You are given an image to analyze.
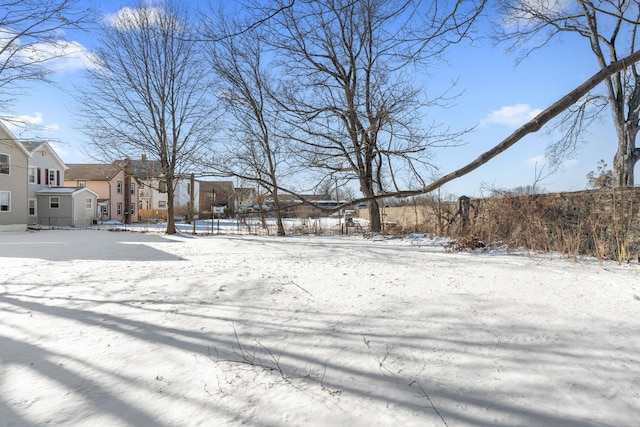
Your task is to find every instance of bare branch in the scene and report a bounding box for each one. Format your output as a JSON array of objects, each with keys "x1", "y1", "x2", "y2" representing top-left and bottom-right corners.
[
  {"x1": 0, "y1": 0, "x2": 95, "y2": 105},
  {"x1": 390, "y1": 49, "x2": 640, "y2": 198}
]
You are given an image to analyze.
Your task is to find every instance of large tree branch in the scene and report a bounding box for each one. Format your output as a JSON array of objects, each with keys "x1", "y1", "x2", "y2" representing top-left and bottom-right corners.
[{"x1": 387, "y1": 49, "x2": 640, "y2": 199}]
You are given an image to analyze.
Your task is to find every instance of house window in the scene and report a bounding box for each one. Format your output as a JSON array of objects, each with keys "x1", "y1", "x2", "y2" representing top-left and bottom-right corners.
[
  {"x1": 130, "y1": 204, "x2": 135, "y2": 214},
  {"x1": 158, "y1": 201, "x2": 166, "y2": 208},
  {"x1": 131, "y1": 183, "x2": 135, "y2": 195},
  {"x1": 0, "y1": 154, "x2": 9, "y2": 175},
  {"x1": 159, "y1": 180, "x2": 167, "y2": 193},
  {"x1": 85, "y1": 198, "x2": 93, "y2": 209},
  {"x1": 77, "y1": 180, "x2": 86, "y2": 188},
  {"x1": 0, "y1": 191, "x2": 10, "y2": 211},
  {"x1": 117, "y1": 202, "x2": 122, "y2": 216},
  {"x1": 28, "y1": 199, "x2": 36, "y2": 216},
  {"x1": 49, "y1": 169, "x2": 57, "y2": 186},
  {"x1": 117, "y1": 181, "x2": 122, "y2": 194},
  {"x1": 28, "y1": 167, "x2": 36, "y2": 184},
  {"x1": 101, "y1": 205, "x2": 108, "y2": 217},
  {"x1": 49, "y1": 197, "x2": 60, "y2": 209}
]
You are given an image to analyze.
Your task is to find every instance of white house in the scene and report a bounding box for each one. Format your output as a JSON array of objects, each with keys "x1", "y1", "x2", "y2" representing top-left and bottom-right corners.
[
  {"x1": 21, "y1": 140, "x2": 68, "y2": 226},
  {"x1": 174, "y1": 177, "x2": 200, "y2": 217}
]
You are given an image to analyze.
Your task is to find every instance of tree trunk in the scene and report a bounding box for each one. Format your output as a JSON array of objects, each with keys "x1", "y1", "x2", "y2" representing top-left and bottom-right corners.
[
  {"x1": 165, "y1": 176, "x2": 177, "y2": 235},
  {"x1": 613, "y1": 141, "x2": 640, "y2": 187},
  {"x1": 360, "y1": 172, "x2": 382, "y2": 233},
  {"x1": 368, "y1": 199, "x2": 382, "y2": 233},
  {"x1": 271, "y1": 189, "x2": 286, "y2": 236}
]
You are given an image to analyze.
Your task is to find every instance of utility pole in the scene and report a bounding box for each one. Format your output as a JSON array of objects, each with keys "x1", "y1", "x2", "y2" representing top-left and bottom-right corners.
[
  {"x1": 191, "y1": 173, "x2": 196, "y2": 234},
  {"x1": 211, "y1": 188, "x2": 215, "y2": 234}
]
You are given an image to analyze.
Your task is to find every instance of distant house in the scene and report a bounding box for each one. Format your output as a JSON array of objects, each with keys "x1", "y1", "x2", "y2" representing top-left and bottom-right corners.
[
  {"x1": 235, "y1": 187, "x2": 257, "y2": 213},
  {"x1": 0, "y1": 122, "x2": 30, "y2": 231},
  {"x1": 65, "y1": 163, "x2": 139, "y2": 223},
  {"x1": 120, "y1": 156, "x2": 168, "y2": 220},
  {"x1": 176, "y1": 177, "x2": 200, "y2": 218},
  {"x1": 199, "y1": 181, "x2": 235, "y2": 218},
  {"x1": 124, "y1": 155, "x2": 198, "y2": 221},
  {"x1": 35, "y1": 187, "x2": 98, "y2": 227},
  {"x1": 20, "y1": 140, "x2": 68, "y2": 226}
]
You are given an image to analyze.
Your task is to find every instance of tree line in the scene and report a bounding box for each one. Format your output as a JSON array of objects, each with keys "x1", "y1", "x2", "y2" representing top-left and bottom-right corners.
[{"x1": 2, "y1": 0, "x2": 640, "y2": 235}]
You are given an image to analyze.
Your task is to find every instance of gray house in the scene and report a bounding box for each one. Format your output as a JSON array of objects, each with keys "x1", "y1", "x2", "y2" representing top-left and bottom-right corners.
[
  {"x1": 0, "y1": 122, "x2": 30, "y2": 231},
  {"x1": 35, "y1": 187, "x2": 99, "y2": 227}
]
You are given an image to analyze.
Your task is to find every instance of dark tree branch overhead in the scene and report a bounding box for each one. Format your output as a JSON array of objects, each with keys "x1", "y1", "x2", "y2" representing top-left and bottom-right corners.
[
  {"x1": 497, "y1": 0, "x2": 640, "y2": 187},
  {"x1": 0, "y1": 0, "x2": 95, "y2": 108},
  {"x1": 389, "y1": 49, "x2": 640, "y2": 199}
]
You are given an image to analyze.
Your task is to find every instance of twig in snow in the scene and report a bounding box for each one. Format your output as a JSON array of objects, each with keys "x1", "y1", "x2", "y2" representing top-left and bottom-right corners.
[
  {"x1": 415, "y1": 381, "x2": 449, "y2": 427},
  {"x1": 319, "y1": 361, "x2": 342, "y2": 396},
  {"x1": 274, "y1": 280, "x2": 313, "y2": 296}
]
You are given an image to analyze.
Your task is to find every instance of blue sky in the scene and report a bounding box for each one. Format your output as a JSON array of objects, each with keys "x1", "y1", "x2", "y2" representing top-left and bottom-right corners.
[{"x1": 3, "y1": 1, "x2": 633, "y2": 198}]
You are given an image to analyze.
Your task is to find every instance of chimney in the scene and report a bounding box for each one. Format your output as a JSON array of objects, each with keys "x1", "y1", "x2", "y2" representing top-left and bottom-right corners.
[{"x1": 141, "y1": 154, "x2": 147, "y2": 161}]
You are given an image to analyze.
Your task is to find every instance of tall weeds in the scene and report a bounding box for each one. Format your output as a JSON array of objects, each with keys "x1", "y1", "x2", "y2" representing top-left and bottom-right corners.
[{"x1": 410, "y1": 189, "x2": 640, "y2": 262}]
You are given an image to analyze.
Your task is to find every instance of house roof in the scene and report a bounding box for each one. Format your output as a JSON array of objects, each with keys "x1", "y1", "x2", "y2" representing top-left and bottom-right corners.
[
  {"x1": 0, "y1": 121, "x2": 31, "y2": 158},
  {"x1": 36, "y1": 186, "x2": 99, "y2": 197},
  {"x1": 236, "y1": 187, "x2": 256, "y2": 197},
  {"x1": 276, "y1": 193, "x2": 331, "y2": 202},
  {"x1": 20, "y1": 140, "x2": 68, "y2": 170},
  {"x1": 199, "y1": 181, "x2": 236, "y2": 195},
  {"x1": 114, "y1": 158, "x2": 164, "y2": 179},
  {"x1": 65, "y1": 163, "x2": 123, "y2": 181}
]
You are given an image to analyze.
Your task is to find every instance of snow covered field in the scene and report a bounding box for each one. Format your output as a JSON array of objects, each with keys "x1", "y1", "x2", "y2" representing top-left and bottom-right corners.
[{"x1": 0, "y1": 229, "x2": 639, "y2": 426}]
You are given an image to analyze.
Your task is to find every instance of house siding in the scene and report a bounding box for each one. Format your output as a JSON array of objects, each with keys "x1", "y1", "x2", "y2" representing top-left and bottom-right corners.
[
  {"x1": 0, "y1": 126, "x2": 29, "y2": 231},
  {"x1": 36, "y1": 188, "x2": 98, "y2": 227},
  {"x1": 64, "y1": 166, "x2": 139, "y2": 223},
  {"x1": 23, "y1": 142, "x2": 68, "y2": 226},
  {"x1": 72, "y1": 189, "x2": 98, "y2": 226},
  {"x1": 37, "y1": 194, "x2": 74, "y2": 227}
]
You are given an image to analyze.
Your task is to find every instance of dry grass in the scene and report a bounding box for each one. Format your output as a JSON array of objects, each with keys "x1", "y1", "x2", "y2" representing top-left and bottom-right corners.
[{"x1": 392, "y1": 189, "x2": 640, "y2": 263}]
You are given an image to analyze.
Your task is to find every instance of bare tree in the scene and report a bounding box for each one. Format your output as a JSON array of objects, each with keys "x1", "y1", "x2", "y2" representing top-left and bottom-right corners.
[
  {"x1": 587, "y1": 159, "x2": 613, "y2": 189},
  {"x1": 496, "y1": 0, "x2": 640, "y2": 187},
  {"x1": 266, "y1": 0, "x2": 486, "y2": 232},
  {"x1": 0, "y1": 0, "x2": 94, "y2": 113},
  {"x1": 204, "y1": 16, "x2": 290, "y2": 236},
  {"x1": 78, "y1": 1, "x2": 217, "y2": 234}
]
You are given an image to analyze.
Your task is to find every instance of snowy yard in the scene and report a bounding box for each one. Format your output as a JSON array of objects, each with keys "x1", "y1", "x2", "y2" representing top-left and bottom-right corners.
[{"x1": 0, "y1": 229, "x2": 639, "y2": 426}]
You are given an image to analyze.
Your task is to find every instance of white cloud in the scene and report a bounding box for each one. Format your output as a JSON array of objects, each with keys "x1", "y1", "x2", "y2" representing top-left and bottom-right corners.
[
  {"x1": 106, "y1": 6, "x2": 165, "y2": 31},
  {"x1": 0, "y1": 34, "x2": 99, "y2": 74},
  {"x1": 524, "y1": 155, "x2": 578, "y2": 171},
  {"x1": 481, "y1": 104, "x2": 543, "y2": 128},
  {"x1": 28, "y1": 40, "x2": 100, "y2": 73},
  {"x1": 1, "y1": 112, "x2": 59, "y2": 134},
  {"x1": 503, "y1": 0, "x2": 572, "y2": 30},
  {"x1": 525, "y1": 155, "x2": 548, "y2": 167}
]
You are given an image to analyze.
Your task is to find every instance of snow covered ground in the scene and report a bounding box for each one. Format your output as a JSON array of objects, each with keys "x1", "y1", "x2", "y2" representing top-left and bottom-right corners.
[{"x1": 0, "y1": 229, "x2": 639, "y2": 426}]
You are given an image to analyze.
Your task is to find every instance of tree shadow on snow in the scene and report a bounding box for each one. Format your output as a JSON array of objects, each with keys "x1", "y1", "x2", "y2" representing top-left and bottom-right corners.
[
  {"x1": 0, "y1": 230, "x2": 183, "y2": 261},
  {"x1": 0, "y1": 288, "x2": 636, "y2": 426}
]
